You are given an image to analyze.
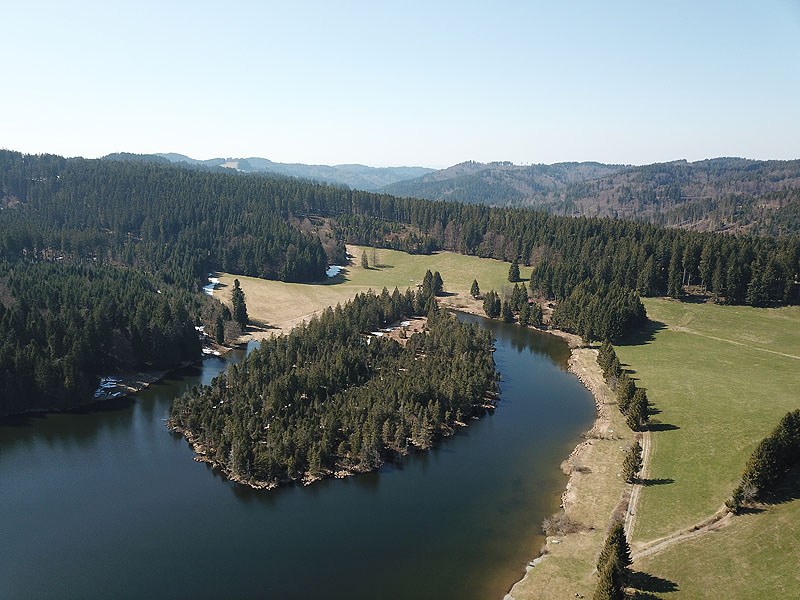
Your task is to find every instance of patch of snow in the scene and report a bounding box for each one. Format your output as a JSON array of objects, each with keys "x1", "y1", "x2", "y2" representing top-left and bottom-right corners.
[
  {"x1": 93, "y1": 376, "x2": 123, "y2": 398},
  {"x1": 203, "y1": 276, "x2": 220, "y2": 296},
  {"x1": 326, "y1": 265, "x2": 344, "y2": 278}
]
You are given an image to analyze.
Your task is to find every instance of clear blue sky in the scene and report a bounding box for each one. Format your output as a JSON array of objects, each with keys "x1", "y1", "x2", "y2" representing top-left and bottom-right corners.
[{"x1": 2, "y1": 0, "x2": 799, "y2": 167}]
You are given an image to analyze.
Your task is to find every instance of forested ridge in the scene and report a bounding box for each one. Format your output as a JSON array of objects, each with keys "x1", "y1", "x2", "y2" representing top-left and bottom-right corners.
[
  {"x1": 0, "y1": 150, "x2": 331, "y2": 285},
  {"x1": 381, "y1": 157, "x2": 800, "y2": 235},
  {"x1": 168, "y1": 287, "x2": 497, "y2": 488}
]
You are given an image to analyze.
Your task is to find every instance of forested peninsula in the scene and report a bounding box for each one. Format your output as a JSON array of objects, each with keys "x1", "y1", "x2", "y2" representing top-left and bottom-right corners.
[
  {"x1": 2, "y1": 150, "x2": 799, "y2": 416},
  {"x1": 168, "y1": 286, "x2": 497, "y2": 488}
]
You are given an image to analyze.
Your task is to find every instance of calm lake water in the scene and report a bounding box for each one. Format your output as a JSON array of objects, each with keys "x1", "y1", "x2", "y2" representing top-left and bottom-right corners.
[{"x1": 0, "y1": 314, "x2": 594, "y2": 599}]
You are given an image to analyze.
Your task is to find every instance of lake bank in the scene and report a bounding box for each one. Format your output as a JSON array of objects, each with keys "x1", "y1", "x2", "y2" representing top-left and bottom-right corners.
[
  {"x1": 440, "y1": 296, "x2": 637, "y2": 599},
  {"x1": 215, "y1": 263, "x2": 630, "y2": 598},
  {"x1": 505, "y1": 333, "x2": 637, "y2": 599}
]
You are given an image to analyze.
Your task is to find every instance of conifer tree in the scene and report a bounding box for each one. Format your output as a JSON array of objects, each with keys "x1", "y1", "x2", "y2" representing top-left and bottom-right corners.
[
  {"x1": 502, "y1": 299, "x2": 514, "y2": 323},
  {"x1": 529, "y1": 302, "x2": 543, "y2": 327},
  {"x1": 622, "y1": 441, "x2": 643, "y2": 483},
  {"x1": 471, "y1": 279, "x2": 480, "y2": 298},
  {"x1": 616, "y1": 373, "x2": 635, "y2": 413},
  {"x1": 508, "y1": 257, "x2": 520, "y2": 282},
  {"x1": 215, "y1": 314, "x2": 225, "y2": 344},
  {"x1": 361, "y1": 251, "x2": 369, "y2": 269},
  {"x1": 597, "y1": 521, "x2": 632, "y2": 573},
  {"x1": 432, "y1": 271, "x2": 444, "y2": 296},
  {"x1": 231, "y1": 279, "x2": 248, "y2": 330},
  {"x1": 422, "y1": 269, "x2": 434, "y2": 298},
  {"x1": 593, "y1": 553, "x2": 625, "y2": 600},
  {"x1": 519, "y1": 302, "x2": 531, "y2": 326}
]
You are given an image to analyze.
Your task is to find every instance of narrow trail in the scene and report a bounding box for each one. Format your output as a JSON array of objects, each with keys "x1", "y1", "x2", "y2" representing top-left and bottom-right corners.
[
  {"x1": 632, "y1": 507, "x2": 732, "y2": 561},
  {"x1": 624, "y1": 429, "x2": 651, "y2": 543},
  {"x1": 669, "y1": 326, "x2": 800, "y2": 361}
]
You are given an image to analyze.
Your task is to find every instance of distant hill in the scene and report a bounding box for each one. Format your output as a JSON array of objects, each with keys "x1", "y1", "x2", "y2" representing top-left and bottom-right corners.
[
  {"x1": 382, "y1": 158, "x2": 800, "y2": 235},
  {"x1": 154, "y1": 153, "x2": 433, "y2": 191},
  {"x1": 383, "y1": 161, "x2": 627, "y2": 207}
]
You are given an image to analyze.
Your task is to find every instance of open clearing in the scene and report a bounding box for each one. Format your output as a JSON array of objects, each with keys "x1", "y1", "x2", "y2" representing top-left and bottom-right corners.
[
  {"x1": 614, "y1": 299, "x2": 800, "y2": 598},
  {"x1": 215, "y1": 245, "x2": 519, "y2": 334}
]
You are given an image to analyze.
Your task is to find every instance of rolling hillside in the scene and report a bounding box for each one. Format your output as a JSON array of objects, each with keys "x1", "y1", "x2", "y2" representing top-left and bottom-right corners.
[{"x1": 383, "y1": 158, "x2": 800, "y2": 235}]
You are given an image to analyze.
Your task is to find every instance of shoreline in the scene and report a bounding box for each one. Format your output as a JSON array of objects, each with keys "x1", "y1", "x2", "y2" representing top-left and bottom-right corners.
[
  {"x1": 505, "y1": 330, "x2": 636, "y2": 599},
  {"x1": 437, "y1": 296, "x2": 624, "y2": 599},
  {"x1": 0, "y1": 361, "x2": 198, "y2": 420},
  {"x1": 208, "y1": 280, "x2": 629, "y2": 597}
]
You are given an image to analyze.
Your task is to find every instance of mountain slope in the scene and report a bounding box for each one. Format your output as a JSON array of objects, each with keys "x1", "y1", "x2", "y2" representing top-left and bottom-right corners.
[
  {"x1": 155, "y1": 153, "x2": 433, "y2": 191},
  {"x1": 383, "y1": 160, "x2": 627, "y2": 207},
  {"x1": 383, "y1": 158, "x2": 800, "y2": 234}
]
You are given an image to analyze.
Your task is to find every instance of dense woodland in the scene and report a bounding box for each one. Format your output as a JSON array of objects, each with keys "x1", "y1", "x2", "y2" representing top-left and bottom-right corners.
[
  {"x1": 168, "y1": 286, "x2": 497, "y2": 487},
  {"x1": 2, "y1": 151, "x2": 799, "y2": 415},
  {"x1": 0, "y1": 262, "x2": 200, "y2": 414},
  {"x1": 0, "y1": 151, "x2": 330, "y2": 286}
]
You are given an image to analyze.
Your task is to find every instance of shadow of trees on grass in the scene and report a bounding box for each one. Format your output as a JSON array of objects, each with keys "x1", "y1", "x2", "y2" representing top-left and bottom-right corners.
[{"x1": 628, "y1": 570, "x2": 679, "y2": 596}]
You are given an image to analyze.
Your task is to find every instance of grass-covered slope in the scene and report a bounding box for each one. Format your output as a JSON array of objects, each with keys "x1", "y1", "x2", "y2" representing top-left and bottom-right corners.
[
  {"x1": 216, "y1": 245, "x2": 518, "y2": 333},
  {"x1": 616, "y1": 300, "x2": 800, "y2": 541},
  {"x1": 612, "y1": 299, "x2": 800, "y2": 597}
]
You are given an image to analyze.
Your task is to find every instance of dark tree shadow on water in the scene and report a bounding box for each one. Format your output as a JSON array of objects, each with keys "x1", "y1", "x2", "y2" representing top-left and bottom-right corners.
[{"x1": 628, "y1": 570, "x2": 679, "y2": 594}]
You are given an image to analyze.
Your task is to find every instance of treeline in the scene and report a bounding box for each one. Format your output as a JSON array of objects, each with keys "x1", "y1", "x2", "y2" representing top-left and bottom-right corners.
[
  {"x1": 4, "y1": 151, "x2": 799, "y2": 311},
  {"x1": 6, "y1": 151, "x2": 799, "y2": 311},
  {"x1": 325, "y1": 193, "x2": 800, "y2": 317},
  {"x1": 0, "y1": 261, "x2": 201, "y2": 415},
  {"x1": 552, "y1": 283, "x2": 646, "y2": 343},
  {"x1": 168, "y1": 285, "x2": 497, "y2": 488},
  {"x1": 726, "y1": 409, "x2": 800, "y2": 513},
  {"x1": 598, "y1": 342, "x2": 650, "y2": 433}
]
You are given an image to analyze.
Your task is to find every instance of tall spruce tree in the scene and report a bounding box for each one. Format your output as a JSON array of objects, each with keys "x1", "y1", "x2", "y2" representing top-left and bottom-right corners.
[
  {"x1": 470, "y1": 279, "x2": 480, "y2": 298},
  {"x1": 232, "y1": 279, "x2": 248, "y2": 330},
  {"x1": 509, "y1": 257, "x2": 521, "y2": 282}
]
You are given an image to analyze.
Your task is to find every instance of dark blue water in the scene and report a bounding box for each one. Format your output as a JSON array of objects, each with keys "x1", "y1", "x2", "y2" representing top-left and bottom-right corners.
[{"x1": 0, "y1": 315, "x2": 594, "y2": 599}]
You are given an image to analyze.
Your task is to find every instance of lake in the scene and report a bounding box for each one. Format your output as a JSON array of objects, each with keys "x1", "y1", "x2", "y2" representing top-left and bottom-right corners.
[{"x1": 0, "y1": 314, "x2": 595, "y2": 599}]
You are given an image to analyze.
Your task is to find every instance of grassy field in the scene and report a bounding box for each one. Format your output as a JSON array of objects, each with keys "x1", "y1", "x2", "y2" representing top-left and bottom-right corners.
[
  {"x1": 216, "y1": 245, "x2": 520, "y2": 333},
  {"x1": 615, "y1": 300, "x2": 800, "y2": 543},
  {"x1": 635, "y1": 484, "x2": 800, "y2": 599},
  {"x1": 613, "y1": 299, "x2": 800, "y2": 597}
]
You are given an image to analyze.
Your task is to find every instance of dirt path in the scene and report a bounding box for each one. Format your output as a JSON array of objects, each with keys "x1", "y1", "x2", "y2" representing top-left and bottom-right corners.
[
  {"x1": 669, "y1": 325, "x2": 800, "y2": 361},
  {"x1": 632, "y1": 506, "x2": 732, "y2": 561},
  {"x1": 624, "y1": 429, "x2": 651, "y2": 543}
]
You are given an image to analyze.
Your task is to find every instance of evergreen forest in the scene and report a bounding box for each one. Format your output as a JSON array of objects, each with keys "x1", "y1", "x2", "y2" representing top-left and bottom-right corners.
[
  {"x1": 168, "y1": 287, "x2": 497, "y2": 487},
  {"x1": 2, "y1": 150, "x2": 799, "y2": 415}
]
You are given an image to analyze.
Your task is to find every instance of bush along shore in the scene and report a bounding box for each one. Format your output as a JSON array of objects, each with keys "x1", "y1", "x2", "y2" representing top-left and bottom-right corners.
[{"x1": 168, "y1": 278, "x2": 499, "y2": 490}]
